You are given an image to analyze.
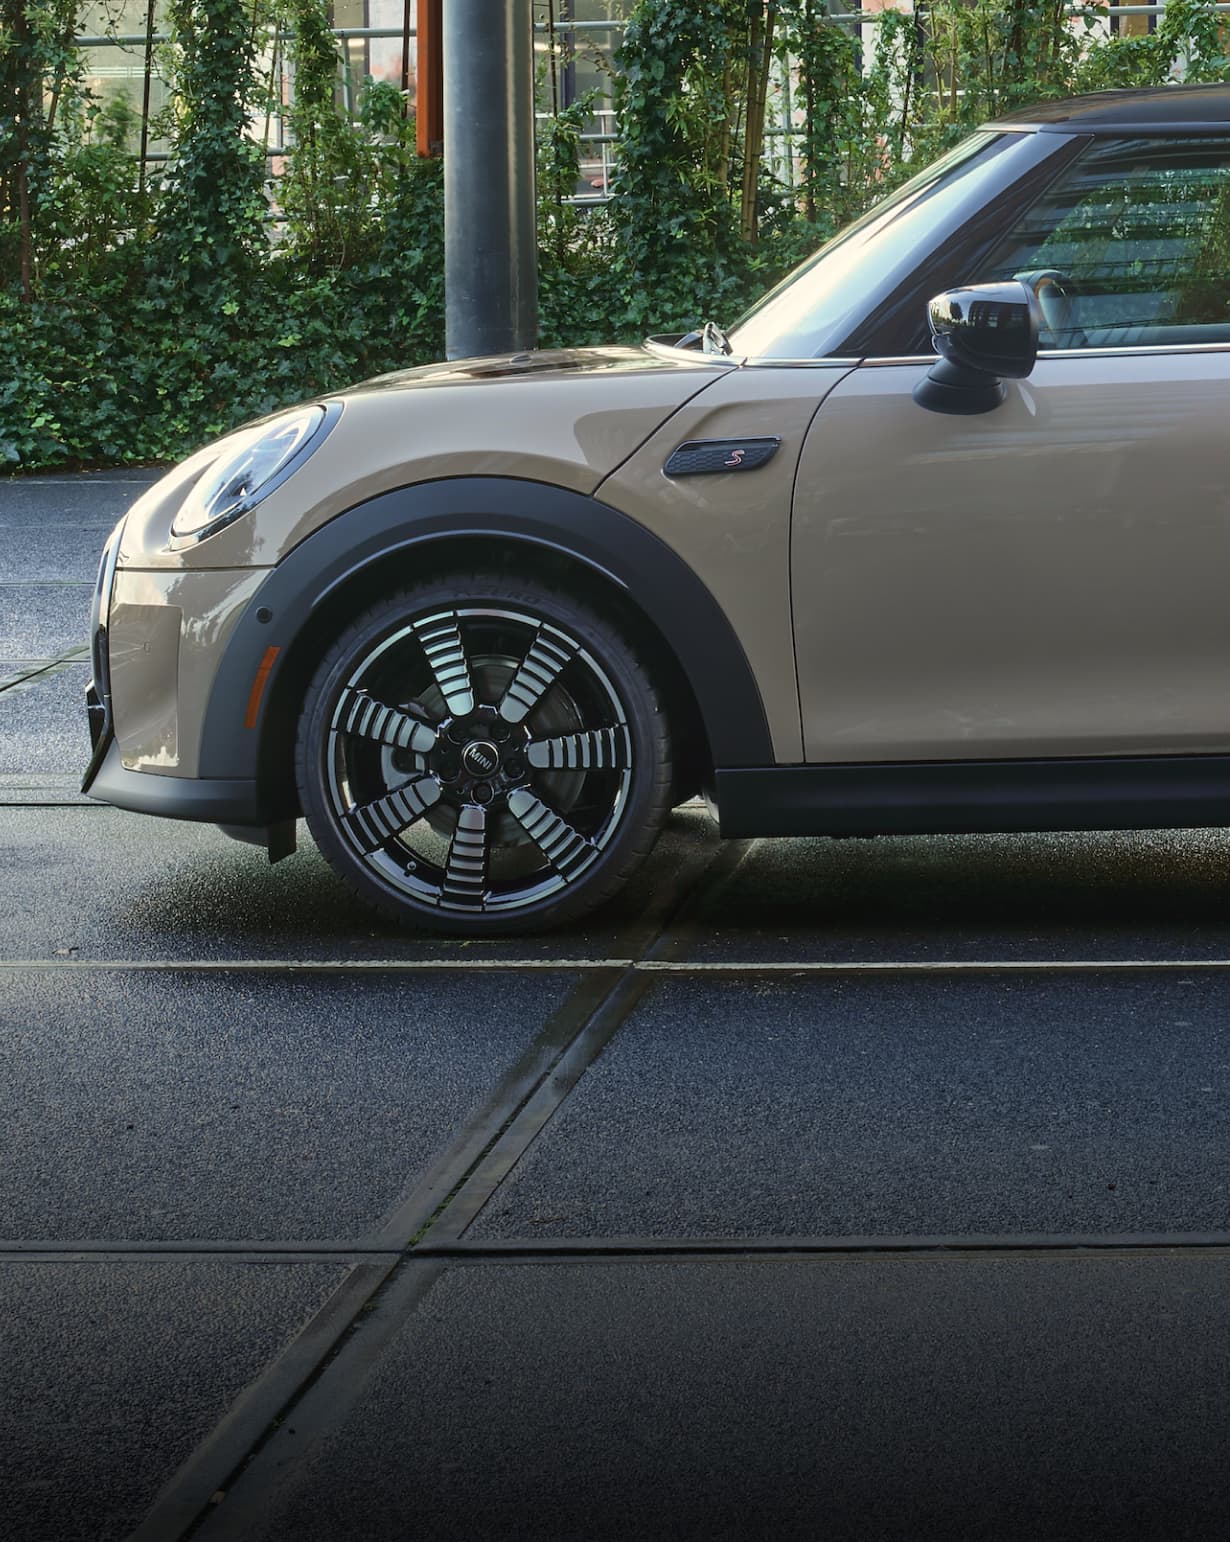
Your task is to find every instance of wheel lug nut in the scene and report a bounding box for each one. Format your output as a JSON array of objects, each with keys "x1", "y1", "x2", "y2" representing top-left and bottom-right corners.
[
  {"x1": 447, "y1": 724, "x2": 467, "y2": 745},
  {"x1": 473, "y1": 783, "x2": 495, "y2": 805},
  {"x1": 505, "y1": 757, "x2": 524, "y2": 779}
]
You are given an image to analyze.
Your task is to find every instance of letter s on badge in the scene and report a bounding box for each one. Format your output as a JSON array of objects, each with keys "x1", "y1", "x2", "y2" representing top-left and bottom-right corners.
[{"x1": 724, "y1": 448, "x2": 745, "y2": 468}]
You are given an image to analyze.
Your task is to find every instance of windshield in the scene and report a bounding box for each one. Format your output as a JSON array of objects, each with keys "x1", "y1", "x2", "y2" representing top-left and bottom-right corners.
[{"x1": 728, "y1": 132, "x2": 1019, "y2": 359}]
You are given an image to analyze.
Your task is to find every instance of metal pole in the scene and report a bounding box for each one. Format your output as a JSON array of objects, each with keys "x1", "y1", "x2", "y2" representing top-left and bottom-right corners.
[
  {"x1": 443, "y1": 0, "x2": 538, "y2": 359},
  {"x1": 402, "y1": 0, "x2": 413, "y2": 112},
  {"x1": 138, "y1": 0, "x2": 157, "y2": 198}
]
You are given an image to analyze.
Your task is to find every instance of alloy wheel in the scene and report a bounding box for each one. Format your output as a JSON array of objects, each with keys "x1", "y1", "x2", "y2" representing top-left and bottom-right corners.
[{"x1": 319, "y1": 605, "x2": 637, "y2": 916}]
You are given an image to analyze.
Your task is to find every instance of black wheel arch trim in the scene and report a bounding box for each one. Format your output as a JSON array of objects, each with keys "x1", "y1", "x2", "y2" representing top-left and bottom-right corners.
[{"x1": 198, "y1": 476, "x2": 775, "y2": 795}]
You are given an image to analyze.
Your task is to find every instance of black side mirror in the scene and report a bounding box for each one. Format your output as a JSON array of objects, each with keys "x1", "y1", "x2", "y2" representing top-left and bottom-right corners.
[{"x1": 913, "y1": 280, "x2": 1039, "y2": 416}]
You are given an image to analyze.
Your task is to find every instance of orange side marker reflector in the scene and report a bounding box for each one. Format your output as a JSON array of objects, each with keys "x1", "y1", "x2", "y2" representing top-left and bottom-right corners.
[{"x1": 244, "y1": 645, "x2": 281, "y2": 729}]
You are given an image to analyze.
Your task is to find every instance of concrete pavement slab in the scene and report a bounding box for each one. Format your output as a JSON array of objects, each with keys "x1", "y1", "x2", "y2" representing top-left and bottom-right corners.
[
  {"x1": 0, "y1": 663, "x2": 90, "y2": 773},
  {"x1": 0, "y1": 527, "x2": 113, "y2": 580},
  {"x1": 201, "y1": 1251, "x2": 1230, "y2": 1541},
  {"x1": 0, "y1": 583, "x2": 92, "y2": 658},
  {"x1": 677, "y1": 829, "x2": 1230, "y2": 963},
  {"x1": 3, "y1": 1256, "x2": 346, "y2": 1542},
  {"x1": 0, "y1": 804, "x2": 718, "y2": 961},
  {"x1": 0, "y1": 968, "x2": 577, "y2": 1241},
  {"x1": 0, "y1": 468, "x2": 160, "y2": 524},
  {"x1": 471, "y1": 972, "x2": 1230, "y2": 1240}
]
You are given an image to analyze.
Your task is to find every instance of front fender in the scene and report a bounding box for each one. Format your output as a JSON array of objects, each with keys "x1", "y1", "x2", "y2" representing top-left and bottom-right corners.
[{"x1": 197, "y1": 476, "x2": 773, "y2": 787}]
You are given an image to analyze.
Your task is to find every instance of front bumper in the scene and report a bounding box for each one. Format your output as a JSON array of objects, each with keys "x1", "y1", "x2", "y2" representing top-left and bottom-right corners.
[
  {"x1": 81, "y1": 539, "x2": 294, "y2": 857},
  {"x1": 84, "y1": 736, "x2": 265, "y2": 824},
  {"x1": 81, "y1": 527, "x2": 268, "y2": 831}
]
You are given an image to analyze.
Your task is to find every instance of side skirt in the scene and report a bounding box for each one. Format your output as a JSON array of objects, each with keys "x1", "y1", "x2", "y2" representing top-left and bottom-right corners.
[{"x1": 714, "y1": 756, "x2": 1230, "y2": 839}]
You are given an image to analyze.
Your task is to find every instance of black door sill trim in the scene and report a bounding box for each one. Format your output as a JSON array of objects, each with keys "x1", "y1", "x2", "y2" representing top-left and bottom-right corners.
[{"x1": 715, "y1": 753, "x2": 1230, "y2": 837}]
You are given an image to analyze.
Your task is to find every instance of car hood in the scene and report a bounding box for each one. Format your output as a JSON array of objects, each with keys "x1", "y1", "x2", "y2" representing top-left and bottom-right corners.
[
  {"x1": 121, "y1": 345, "x2": 731, "y2": 571},
  {"x1": 346, "y1": 344, "x2": 720, "y2": 393}
]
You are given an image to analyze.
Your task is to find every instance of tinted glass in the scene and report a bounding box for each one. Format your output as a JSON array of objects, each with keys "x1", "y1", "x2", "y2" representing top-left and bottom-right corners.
[
  {"x1": 978, "y1": 136, "x2": 1230, "y2": 349},
  {"x1": 727, "y1": 132, "x2": 1017, "y2": 359}
]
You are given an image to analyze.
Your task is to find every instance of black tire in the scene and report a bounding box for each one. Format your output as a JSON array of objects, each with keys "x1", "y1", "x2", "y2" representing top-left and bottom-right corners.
[{"x1": 295, "y1": 572, "x2": 673, "y2": 934}]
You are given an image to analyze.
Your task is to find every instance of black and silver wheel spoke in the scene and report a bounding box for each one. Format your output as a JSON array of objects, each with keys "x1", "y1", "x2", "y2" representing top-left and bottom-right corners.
[
  {"x1": 344, "y1": 774, "x2": 443, "y2": 853},
  {"x1": 498, "y1": 626, "x2": 574, "y2": 724},
  {"x1": 527, "y1": 724, "x2": 631, "y2": 772},
  {"x1": 440, "y1": 805, "x2": 489, "y2": 909},
  {"x1": 335, "y1": 688, "x2": 438, "y2": 754},
  {"x1": 412, "y1": 612, "x2": 475, "y2": 716},
  {"x1": 506, "y1": 788, "x2": 597, "y2": 881}
]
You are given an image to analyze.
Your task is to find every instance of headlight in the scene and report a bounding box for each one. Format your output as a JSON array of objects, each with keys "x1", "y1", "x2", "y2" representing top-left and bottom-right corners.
[{"x1": 170, "y1": 404, "x2": 331, "y2": 544}]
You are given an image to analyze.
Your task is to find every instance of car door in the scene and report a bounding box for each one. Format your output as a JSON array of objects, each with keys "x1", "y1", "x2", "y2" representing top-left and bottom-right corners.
[{"x1": 792, "y1": 133, "x2": 1230, "y2": 765}]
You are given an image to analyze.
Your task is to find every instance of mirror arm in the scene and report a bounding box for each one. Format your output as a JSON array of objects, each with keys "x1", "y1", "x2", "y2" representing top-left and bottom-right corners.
[{"x1": 912, "y1": 356, "x2": 1006, "y2": 416}]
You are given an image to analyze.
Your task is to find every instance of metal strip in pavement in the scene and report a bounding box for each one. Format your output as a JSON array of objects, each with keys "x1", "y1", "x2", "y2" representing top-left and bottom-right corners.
[
  {"x1": 8, "y1": 1235, "x2": 1230, "y2": 1262},
  {"x1": 415, "y1": 1232, "x2": 1230, "y2": 1259},
  {"x1": 364, "y1": 966, "x2": 624, "y2": 1249},
  {"x1": 367, "y1": 835, "x2": 747, "y2": 1249},
  {"x1": 0, "y1": 1245, "x2": 401, "y2": 1263},
  {"x1": 5, "y1": 956, "x2": 1230, "y2": 974},
  {"x1": 187, "y1": 1261, "x2": 448, "y2": 1542},
  {"x1": 128, "y1": 1260, "x2": 407, "y2": 1542},
  {"x1": 0, "y1": 655, "x2": 90, "y2": 697},
  {"x1": 0, "y1": 956, "x2": 636, "y2": 971},
  {"x1": 417, "y1": 840, "x2": 756, "y2": 1246}
]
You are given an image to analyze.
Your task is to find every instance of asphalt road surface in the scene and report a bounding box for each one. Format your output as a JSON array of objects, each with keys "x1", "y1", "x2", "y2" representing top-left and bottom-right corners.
[{"x1": 5, "y1": 469, "x2": 1230, "y2": 1541}]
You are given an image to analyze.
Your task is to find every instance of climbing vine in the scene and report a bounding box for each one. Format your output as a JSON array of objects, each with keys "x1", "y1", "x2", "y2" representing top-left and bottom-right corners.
[
  {"x1": 607, "y1": 0, "x2": 758, "y2": 329},
  {"x1": 155, "y1": 0, "x2": 268, "y2": 284},
  {"x1": 4, "y1": 0, "x2": 1230, "y2": 467}
]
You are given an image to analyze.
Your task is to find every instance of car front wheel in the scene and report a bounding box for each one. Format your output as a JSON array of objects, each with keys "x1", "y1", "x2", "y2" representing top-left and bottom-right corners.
[{"x1": 295, "y1": 572, "x2": 673, "y2": 933}]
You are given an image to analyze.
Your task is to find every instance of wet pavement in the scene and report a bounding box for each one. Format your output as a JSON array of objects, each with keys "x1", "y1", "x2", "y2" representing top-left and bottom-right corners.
[{"x1": 4, "y1": 470, "x2": 1230, "y2": 1540}]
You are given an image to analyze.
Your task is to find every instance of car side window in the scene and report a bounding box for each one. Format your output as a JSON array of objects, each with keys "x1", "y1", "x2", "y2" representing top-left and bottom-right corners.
[{"x1": 976, "y1": 136, "x2": 1230, "y2": 349}]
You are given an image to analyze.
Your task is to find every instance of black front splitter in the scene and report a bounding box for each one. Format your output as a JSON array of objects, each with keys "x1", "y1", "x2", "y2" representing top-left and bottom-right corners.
[{"x1": 83, "y1": 737, "x2": 265, "y2": 825}]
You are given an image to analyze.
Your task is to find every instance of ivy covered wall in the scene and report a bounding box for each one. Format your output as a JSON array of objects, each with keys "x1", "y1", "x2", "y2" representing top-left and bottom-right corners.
[{"x1": 1, "y1": 0, "x2": 1228, "y2": 467}]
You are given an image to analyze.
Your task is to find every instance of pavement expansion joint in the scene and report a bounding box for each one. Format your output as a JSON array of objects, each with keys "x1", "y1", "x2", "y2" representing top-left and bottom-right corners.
[
  {"x1": 6, "y1": 955, "x2": 1230, "y2": 973},
  {"x1": 127, "y1": 1259, "x2": 404, "y2": 1542},
  {"x1": 0, "y1": 651, "x2": 89, "y2": 696},
  {"x1": 366, "y1": 836, "x2": 744, "y2": 1252},
  {"x1": 413, "y1": 1233, "x2": 1230, "y2": 1261},
  {"x1": 414, "y1": 838, "x2": 756, "y2": 1248},
  {"x1": 0, "y1": 1247, "x2": 403, "y2": 1264}
]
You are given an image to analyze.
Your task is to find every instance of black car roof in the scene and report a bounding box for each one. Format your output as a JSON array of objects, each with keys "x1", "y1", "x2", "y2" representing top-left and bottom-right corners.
[{"x1": 988, "y1": 83, "x2": 1230, "y2": 133}]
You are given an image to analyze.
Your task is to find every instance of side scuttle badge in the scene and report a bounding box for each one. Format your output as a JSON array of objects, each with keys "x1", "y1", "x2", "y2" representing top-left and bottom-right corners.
[{"x1": 664, "y1": 437, "x2": 781, "y2": 477}]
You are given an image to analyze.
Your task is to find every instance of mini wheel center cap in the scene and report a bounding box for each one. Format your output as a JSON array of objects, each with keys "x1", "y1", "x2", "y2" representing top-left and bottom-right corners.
[{"x1": 461, "y1": 740, "x2": 501, "y2": 778}]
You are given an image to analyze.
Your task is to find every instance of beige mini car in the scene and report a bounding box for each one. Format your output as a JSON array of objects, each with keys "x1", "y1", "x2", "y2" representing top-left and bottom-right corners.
[{"x1": 85, "y1": 85, "x2": 1230, "y2": 932}]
